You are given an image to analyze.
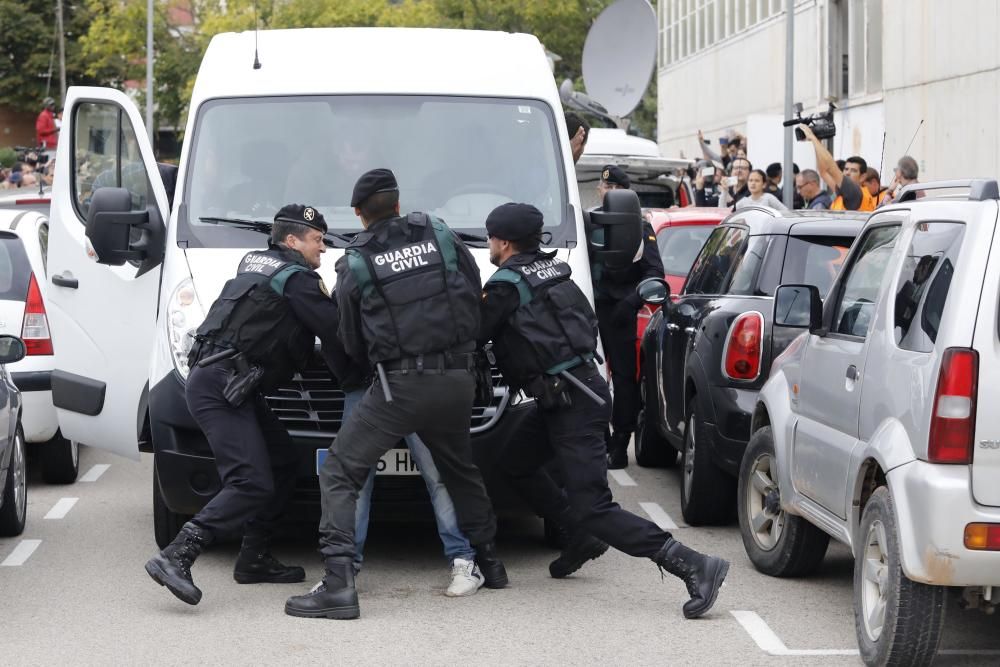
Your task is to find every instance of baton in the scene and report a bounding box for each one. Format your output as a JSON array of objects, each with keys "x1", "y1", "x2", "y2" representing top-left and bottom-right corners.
[
  {"x1": 196, "y1": 347, "x2": 238, "y2": 368},
  {"x1": 559, "y1": 370, "x2": 606, "y2": 407},
  {"x1": 376, "y1": 362, "x2": 393, "y2": 403}
]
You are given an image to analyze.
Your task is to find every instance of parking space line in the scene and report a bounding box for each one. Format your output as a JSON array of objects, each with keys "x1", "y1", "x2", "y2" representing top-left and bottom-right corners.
[
  {"x1": 730, "y1": 610, "x2": 859, "y2": 656},
  {"x1": 1, "y1": 539, "x2": 42, "y2": 566},
  {"x1": 639, "y1": 502, "x2": 679, "y2": 529},
  {"x1": 44, "y1": 497, "x2": 79, "y2": 520},
  {"x1": 608, "y1": 470, "x2": 636, "y2": 487},
  {"x1": 79, "y1": 464, "x2": 110, "y2": 482}
]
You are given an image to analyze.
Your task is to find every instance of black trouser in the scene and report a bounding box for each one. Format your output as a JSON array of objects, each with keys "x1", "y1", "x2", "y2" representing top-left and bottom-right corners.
[
  {"x1": 499, "y1": 367, "x2": 670, "y2": 558},
  {"x1": 318, "y1": 369, "x2": 497, "y2": 560},
  {"x1": 596, "y1": 300, "x2": 639, "y2": 438},
  {"x1": 185, "y1": 363, "x2": 301, "y2": 540}
]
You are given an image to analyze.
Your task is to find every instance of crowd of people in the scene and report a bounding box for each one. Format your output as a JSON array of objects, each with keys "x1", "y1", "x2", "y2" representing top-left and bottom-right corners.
[
  {"x1": 0, "y1": 97, "x2": 61, "y2": 191},
  {"x1": 691, "y1": 127, "x2": 921, "y2": 213}
]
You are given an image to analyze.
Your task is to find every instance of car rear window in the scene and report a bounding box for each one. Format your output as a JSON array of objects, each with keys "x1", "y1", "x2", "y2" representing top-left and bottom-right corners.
[
  {"x1": 781, "y1": 236, "x2": 854, "y2": 297},
  {"x1": 894, "y1": 222, "x2": 965, "y2": 352},
  {"x1": 657, "y1": 225, "x2": 714, "y2": 275},
  {"x1": 0, "y1": 233, "x2": 31, "y2": 301}
]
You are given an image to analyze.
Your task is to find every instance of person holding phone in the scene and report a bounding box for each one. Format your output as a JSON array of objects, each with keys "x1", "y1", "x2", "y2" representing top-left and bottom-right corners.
[{"x1": 694, "y1": 160, "x2": 723, "y2": 207}]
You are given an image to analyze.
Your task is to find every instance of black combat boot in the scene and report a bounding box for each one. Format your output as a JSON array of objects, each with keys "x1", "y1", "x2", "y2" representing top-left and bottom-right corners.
[
  {"x1": 144, "y1": 522, "x2": 212, "y2": 605},
  {"x1": 284, "y1": 557, "x2": 360, "y2": 619},
  {"x1": 606, "y1": 431, "x2": 630, "y2": 470},
  {"x1": 475, "y1": 542, "x2": 509, "y2": 589},
  {"x1": 233, "y1": 534, "x2": 306, "y2": 584},
  {"x1": 549, "y1": 531, "x2": 609, "y2": 579},
  {"x1": 653, "y1": 538, "x2": 730, "y2": 619}
]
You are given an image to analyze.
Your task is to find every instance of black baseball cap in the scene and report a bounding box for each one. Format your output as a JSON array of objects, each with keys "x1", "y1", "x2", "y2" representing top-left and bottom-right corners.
[
  {"x1": 485, "y1": 203, "x2": 544, "y2": 242},
  {"x1": 351, "y1": 168, "x2": 399, "y2": 207},
  {"x1": 274, "y1": 204, "x2": 327, "y2": 233},
  {"x1": 601, "y1": 164, "x2": 630, "y2": 189}
]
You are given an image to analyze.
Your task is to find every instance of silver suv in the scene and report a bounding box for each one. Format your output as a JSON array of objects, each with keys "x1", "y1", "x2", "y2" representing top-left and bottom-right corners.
[{"x1": 739, "y1": 180, "x2": 1000, "y2": 666}]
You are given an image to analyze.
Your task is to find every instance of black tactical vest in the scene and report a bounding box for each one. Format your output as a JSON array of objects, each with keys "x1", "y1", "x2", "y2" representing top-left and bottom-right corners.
[
  {"x1": 486, "y1": 251, "x2": 599, "y2": 389},
  {"x1": 191, "y1": 246, "x2": 315, "y2": 389},
  {"x1": 345, "y1": 213, "x2": 479, "y2": 364}
]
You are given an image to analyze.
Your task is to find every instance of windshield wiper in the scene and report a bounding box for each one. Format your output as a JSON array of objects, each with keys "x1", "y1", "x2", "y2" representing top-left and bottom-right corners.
[
  {"x1": 453, "y1": 231, "x2": 489, "y2": 248},
  {"x1": 199, "y1": 216, "x2": 273, "y2": 235}
]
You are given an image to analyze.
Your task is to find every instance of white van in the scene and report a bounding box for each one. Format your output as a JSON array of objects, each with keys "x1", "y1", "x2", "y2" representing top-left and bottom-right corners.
[{"x1": 45, "y1": 28, "x2": 602, "y2": 546}]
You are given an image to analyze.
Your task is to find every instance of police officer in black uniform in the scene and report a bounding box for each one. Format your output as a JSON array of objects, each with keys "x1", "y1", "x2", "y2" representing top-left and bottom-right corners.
[
  {"x1": 144, "y1": 204, "x2": 350, "y2": 606},
  {"x1": 481, "y1": 203, "x2": 729, "y2": 618},
  {"x1": 588, "y1": 165, "x2": 665, "y2": 469},
  {"x1": 285, "y1": 169, "x2": 506, "y2": 620}
]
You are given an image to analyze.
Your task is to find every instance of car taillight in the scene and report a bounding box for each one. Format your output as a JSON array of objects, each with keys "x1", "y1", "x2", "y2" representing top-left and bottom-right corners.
[
  {"x1": 964, "y1": 523, "x2": 1000, "y2": 550},
  {"x1": 928, "y1": 347, "x2": 978, "y2": 464},
  {"x1": 724, "y1": 312, "x2": 763, "y2": 380},
  {"x1": 22, "y1": 272, "x2": 53, "y2": 356}
]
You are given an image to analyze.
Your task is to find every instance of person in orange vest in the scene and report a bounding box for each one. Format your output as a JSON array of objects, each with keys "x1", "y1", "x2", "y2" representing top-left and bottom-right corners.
[
  {"x1": 863, "y1": 168, "x2": 890, "y2": 207},
  {"x1": 798, "y1": 123, "x2": 877, "y2": 212},
  {"x1": 35, "y1": 97, "x2": 59, "y2": 151}
]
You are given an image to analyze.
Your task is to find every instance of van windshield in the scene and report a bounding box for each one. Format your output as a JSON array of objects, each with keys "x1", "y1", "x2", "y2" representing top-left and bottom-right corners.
[{"x1": 179, "y1": 95, "x2": 571, "y2": 247}]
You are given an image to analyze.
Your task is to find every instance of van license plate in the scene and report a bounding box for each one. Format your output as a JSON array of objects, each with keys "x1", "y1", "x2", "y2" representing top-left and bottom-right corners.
[{"x1": 315, "y1": 448, "x2": 420, "y2": 476}]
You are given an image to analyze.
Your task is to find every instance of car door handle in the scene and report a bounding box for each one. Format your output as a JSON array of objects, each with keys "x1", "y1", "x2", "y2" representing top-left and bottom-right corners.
[
  {"x1": 684, "y1": 327, "x2": 697, "y2": 335},
  {"x1": 846, "y1": 365, "x2": 858, "y2": 381},
  {"x1": 666, "y1": 323, "x2": 680, "y2": 332},
  {"x1": 52, "y1": 273, "x2": 79, "y2": 289}
]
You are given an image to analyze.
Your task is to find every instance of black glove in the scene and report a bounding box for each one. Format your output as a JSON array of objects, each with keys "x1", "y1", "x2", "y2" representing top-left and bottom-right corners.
[{"x1": 612, "y1": 299, "x2": 639, "y2": 327}]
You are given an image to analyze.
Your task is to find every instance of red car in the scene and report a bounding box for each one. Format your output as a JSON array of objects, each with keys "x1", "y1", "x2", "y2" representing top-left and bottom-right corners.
[{"x1": 636, "y1": 207, "x2": 728, "y2": 373}]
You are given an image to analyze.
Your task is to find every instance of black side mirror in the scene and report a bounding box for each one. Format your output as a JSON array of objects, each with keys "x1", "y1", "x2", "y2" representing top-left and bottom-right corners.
[
  {"x1": 85, "y1": 187, "x2": 164, "y2": 276},
  {"x1": 0, "y1": 335, "x2": 26, "y2": 365},
  {"x1": 637, "y1": 277, "x2": 670, "y2": 304},
  {"x1": 157, "y1": 162, "x2": 178, "y2": 210},
  {"x1": 588, "y1": 188, "x2": 643, "y2": 270},
  {"x1": 774, "y1": 284, "x2": 823, "y2": 334}
]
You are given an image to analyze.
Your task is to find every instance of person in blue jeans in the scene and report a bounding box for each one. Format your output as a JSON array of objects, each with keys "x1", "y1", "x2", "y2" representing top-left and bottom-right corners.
[{"x1": 344, "y1": 388, "x2": 484, "y2": 597}]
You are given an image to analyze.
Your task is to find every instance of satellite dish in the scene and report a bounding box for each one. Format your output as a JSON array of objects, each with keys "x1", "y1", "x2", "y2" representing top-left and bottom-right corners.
[{"x1": 582, "y1": 0, "x2": 657, "y2": 119}]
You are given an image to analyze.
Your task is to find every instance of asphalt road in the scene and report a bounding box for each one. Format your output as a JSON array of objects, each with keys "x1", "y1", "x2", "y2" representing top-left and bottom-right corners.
[{"x1": 2, "y1": 444, "x2": 999, "y2": 665}]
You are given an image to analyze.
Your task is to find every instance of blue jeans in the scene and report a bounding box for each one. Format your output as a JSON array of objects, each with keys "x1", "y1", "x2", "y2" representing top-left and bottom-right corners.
[{"x1": 344, "y1": 389, "x2": 475, "y2": 568}]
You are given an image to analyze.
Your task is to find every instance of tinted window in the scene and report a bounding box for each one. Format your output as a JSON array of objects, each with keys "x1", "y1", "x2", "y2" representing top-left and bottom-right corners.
[
  {"x1": 781, "y1": 236, "x2": 854, "y2": 297},
  {"x1": 685, "y1": 226, "x2": 748, "y2": 295},
  {"x1": 0, "y1": 234, "x2": 31, "y2": 301},
  {"x1": 657, "y1": 225, "x2": 714, "y2": 275},
  {"x1": 833, "y1": 225, "x2": 901, "y2": 338},
  {"x1": 727, "y1": 235, "x2": 771, "y2": 295},
  {"x1": 181, "y1": 96, "x2": 569, "y2": 247},
  {"x1": 894, "y1": 222, "x2": 965, "y2": 352}
]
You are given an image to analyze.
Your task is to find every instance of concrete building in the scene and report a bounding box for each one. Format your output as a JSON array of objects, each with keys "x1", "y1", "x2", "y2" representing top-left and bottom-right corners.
[{"x1": 655, "y1": 0, "x2": 1000, "y2": 183}]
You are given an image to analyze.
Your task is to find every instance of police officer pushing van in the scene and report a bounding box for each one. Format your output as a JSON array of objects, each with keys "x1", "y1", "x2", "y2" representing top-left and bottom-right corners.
[
  {"x1": 588, "y1": 166, "x2": 665, "y2": 469},
  {"x1": 145, "y1": 204, "x2": 344, "y2": 606},
  {"x1": 285, "y1": 169, "x2": 506, "y2": 620},
  {"x1": 481, "y1": 203, "x2": 729, "y2": 619}
]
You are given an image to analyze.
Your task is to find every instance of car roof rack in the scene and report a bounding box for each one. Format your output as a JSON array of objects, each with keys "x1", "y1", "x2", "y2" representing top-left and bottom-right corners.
[{"x1": 897, "y1": 179, "x2": 999, "y2": 202}]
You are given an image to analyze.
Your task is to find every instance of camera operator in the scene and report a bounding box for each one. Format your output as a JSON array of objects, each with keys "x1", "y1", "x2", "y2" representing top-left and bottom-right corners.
[
  {"x1": 693, "y1": 160, "x2": 723, "y2": 207},
  {"x1": 799, "y1": 124, "x2": 876, "y2": 212}
]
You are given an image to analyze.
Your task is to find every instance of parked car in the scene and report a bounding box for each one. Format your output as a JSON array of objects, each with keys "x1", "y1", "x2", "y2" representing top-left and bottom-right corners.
[
  {"x1": 637, "y1": 206, "x2": 863, "y2": 525},
  {"x1": 741, "y1": 179, "x2": 1000, "y2": 666},
  {"x1": 0, "y1": 206, "x2": 78, "y2": 483},
  {"x1": 0, "y1": 334, "x2": 27, "y2": 536}
]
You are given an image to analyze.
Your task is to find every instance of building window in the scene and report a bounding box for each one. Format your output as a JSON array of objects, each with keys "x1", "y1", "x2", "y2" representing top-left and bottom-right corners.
[{"x1": 829, "y1": 0, "x2": 883, "y2": 99}]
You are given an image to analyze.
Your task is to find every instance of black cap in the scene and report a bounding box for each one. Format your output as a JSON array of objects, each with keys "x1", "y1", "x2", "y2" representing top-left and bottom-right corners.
[
  {"x1": 351, "y1": 168, "x2": 399, "y2": 207},
  {"x1": 274, "y1": 204, "x2": 327, "y2": 233},
  {"x1": 601, "y1": 164, "x2": 630, "y2": 189},
  {"x1": 485, "y1": 203, "x2": 544, "y2": 242}
]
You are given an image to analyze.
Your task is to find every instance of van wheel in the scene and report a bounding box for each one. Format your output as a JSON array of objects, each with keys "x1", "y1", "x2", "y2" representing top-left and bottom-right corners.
[
  {"x1": 0, "y1": 426, "x2": 27, "y2": 536},
  {"x1": 153, "y1": 458, "x2": 190, "y2": 549},
  {"x1": 680, "y1": 401, "x2": 735, "y2": 526},
  {"x1": 737, "y1": 427, "x2": 829, "y2": 576},
  {"x1": 41, "y1": 432, "x2": 79, "y2": 484},
  {"x1": 635, "y1": 379, "x2": 678, "y2": 468},
  {"x1": 853, "y1": 487, "x2": 946, "y2": 666}
]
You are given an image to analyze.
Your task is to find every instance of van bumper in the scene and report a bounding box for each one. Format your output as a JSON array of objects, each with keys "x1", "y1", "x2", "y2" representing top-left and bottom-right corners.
[{"x1": 148, "y1": 372, "x2": 534, "y2": 520}]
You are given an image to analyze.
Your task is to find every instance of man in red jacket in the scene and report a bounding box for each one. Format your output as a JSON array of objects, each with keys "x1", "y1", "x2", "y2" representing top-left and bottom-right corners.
[{"x1": 35, "y1": 97, "x2": 59, "y2": 150}]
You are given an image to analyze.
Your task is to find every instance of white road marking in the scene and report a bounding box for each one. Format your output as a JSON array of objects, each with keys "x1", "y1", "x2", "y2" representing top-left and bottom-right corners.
[
  {"x1": 639, "y1": 502, "x2": 679, "y2": 530},
  {"x1": 79, "y1": 464, "x2": 110, "y2": 482},
  {"x1": 44, "y1": 497, "x2": 79, "y2": 520},
  {"x1": 1, "y1": 539, "x2": 42, "y2": 566},
  {"x1": 608, "y1": 469, "x2": 636, "y2": 487}
]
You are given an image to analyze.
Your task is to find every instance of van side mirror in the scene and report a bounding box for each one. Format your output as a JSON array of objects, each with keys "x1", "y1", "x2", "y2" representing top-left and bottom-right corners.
[
  {"x1": 86, "y1": 187, "x2": 164, "y2": 275},
  {"x1": 0, "y1": 335, "x2": 26, "y2": 365},
  {"x1": 157, "y1": 162, "x2": 179, "y2": 210},
  {"x1": 637, "y1": 277, "x2": 670, "y2": 304},
  {"x1": 774, "y1": 284, "x2": 823, "y2": 333},
  {"x1": 588, "y1": 188, "x2": 643, "y2": 270}
]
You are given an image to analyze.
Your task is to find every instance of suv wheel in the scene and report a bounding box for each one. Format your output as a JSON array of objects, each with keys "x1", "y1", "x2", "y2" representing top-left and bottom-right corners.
[
  {"x1": 635, "y1": 377, "x2": 678, "y2": 468},
  {"x1": 737, "y1": 427, "x2": 829, "y2": 576},
  {"x1": 41, "y1": 431, "x2": 79, "y2": 484},
  {"x1": 680, "y1": 400, "x2": 735, "y2": 525},
  {"x1": 153, "y1": 457, "x2": 191, "y2": 549},
  {"x1": 854, "y1": 487, "x2": 946, "y2": 666},
  {"x1": 0, "y1": 425, "x2": 28, "y2": 536}
]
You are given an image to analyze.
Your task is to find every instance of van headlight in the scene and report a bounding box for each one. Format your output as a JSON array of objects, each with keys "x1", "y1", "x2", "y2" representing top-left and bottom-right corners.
[{"x1": 167, "y1": 279, "x2": 206, "y2": 380}]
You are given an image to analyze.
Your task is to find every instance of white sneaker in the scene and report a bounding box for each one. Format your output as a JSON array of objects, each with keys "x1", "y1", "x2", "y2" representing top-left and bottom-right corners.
[{"x1": 446, "y1": 558, "x2": 485, "y2": 597}]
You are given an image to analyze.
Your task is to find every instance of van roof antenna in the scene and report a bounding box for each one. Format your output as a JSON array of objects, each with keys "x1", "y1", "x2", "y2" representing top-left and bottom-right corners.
[{"x1": 252, "y1": 0, "x2": 262, "y2": 70}]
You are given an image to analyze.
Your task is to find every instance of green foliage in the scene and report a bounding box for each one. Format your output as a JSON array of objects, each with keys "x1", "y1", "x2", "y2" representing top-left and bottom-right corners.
[{"x1": 0, "y1": 147, "x2": 17, "y2": 168}]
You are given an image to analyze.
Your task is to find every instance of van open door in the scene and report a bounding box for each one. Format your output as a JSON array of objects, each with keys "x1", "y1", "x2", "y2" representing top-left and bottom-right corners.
[{"x1": 45, "y1": 87, "x2": 168, "y2": 461}]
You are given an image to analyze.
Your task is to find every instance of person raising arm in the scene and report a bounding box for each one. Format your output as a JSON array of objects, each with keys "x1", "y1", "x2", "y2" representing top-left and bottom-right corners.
[{"x1": 799, "y1": 124, "x2": 876, "y2": 212}]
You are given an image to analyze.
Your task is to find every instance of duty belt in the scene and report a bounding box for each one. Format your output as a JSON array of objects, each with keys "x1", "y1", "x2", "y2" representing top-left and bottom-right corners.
[{"x1": 381, "y1": 351, "x2": 475, "y2": 373}]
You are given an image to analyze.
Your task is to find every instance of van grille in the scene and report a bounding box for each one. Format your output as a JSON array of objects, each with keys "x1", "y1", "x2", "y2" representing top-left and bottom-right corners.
[{"x1": 264, "y1": 361, "x2": 508, "y2": 438}]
